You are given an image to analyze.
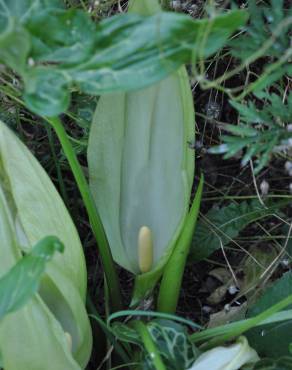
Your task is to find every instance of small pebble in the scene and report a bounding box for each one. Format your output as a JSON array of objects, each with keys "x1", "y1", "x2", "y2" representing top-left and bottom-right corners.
[
  {"x1": 228, "y1": 285, "x2": 239, "y2": 295},
  {"x1": 28, "y1": 58, "x2": 35, "y2": 67},
  {"x1": 285, "y1": 161, "x2": 292, "y2": 173},
  {"x1": 202, "y1": 305, "x2": 212, "y2": 314},
  {"x1": 285, "y1": 161, "x2": 292, "y2": 169},
  {"x1": 260, "y1": 179, "x2": 269, "y2": 196},
  {"x1": 281, "y1": 258, "x2": 290, "y2": 268}
]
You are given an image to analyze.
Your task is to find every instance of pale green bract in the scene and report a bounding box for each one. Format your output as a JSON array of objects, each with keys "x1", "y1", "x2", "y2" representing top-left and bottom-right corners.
[
  {"x1": 0, "y1": 121, "x2": 92, "y2": 370},
  {"x1": 187, "y1": 337, "x2": 259, "y2": 370},
  {"x1": 88, "y1": 0, "x2": 194, "y2": 279}
]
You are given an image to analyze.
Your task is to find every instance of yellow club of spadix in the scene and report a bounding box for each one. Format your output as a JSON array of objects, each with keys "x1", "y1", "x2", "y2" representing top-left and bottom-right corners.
[{"x1": 138, "y1": 226, "x2": 153, "y2": 274}]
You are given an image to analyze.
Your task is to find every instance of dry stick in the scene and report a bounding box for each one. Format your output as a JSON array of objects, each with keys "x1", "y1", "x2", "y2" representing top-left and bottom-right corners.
[
  {"x1": 200, "y1": 213, "x2": 265, "y2": 267},
  {"x1": 219, "y1": 238, "x2": 239, "y2": 286},
  {"x1": 260, "y1": 222, "x2": 292, "y2": 282},
  {"x1": 250, "y1": 160, "x2": 266, "y2": 208}
]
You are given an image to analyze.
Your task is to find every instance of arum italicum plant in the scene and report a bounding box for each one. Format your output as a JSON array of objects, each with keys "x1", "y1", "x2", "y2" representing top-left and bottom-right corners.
[
  {"x1": 0, "y1": 121, "x2": 92, "y2": 369},
  {"x1": 88, "y1": 0, "x2": 203, "y2": 309}
]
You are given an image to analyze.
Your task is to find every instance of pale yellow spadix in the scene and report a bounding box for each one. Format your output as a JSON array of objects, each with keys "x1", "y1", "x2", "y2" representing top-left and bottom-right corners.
[
  {"x1": 138, "y1": 226, "x2": 153, "y2": 274},
  {"x1": 65, "y1": 332, "x2": 73, "y2": 352}
]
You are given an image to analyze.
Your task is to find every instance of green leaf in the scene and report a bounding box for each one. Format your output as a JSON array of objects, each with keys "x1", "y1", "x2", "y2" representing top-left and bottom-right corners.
[
  {"x1": 191, "y1": 307, "x2": 292, "y2": 346},
  {"x1": 70, "y1": 10, "x2": 248, "y2": 95},
  {"x1": 0, "y1": 236, "x2": 63, "y2": 320},
  {"x1": 23, "y1": 67, "x2": 70, "y2": 116},
  {"x1": 251, "y1": 65, "x2": 292, "y2": 94},
  {"x1": 0, "y1": 0, "x2": 247, "y2": 115},
  {"x1": 0, "y1": 0, "x2": 63, "y2": 23},
  {"x1": 0, "y1": 1, "x2": 62, "y2": 71},
  {"x1": 211, "y1": 93, "x2": 292, "y2": 174},
  {"x1": 222, "y1": 123, "x2": 258, "y2": 137},
  {"x1": 229, "y1": 0, "x2": 291, "y2": 60},
  {"x1": 246, "y1": 272, "x2": 292, "y2": 358},
  {"x1": 190, "y1": 200, "x2": 287, "y2": 261},
  {"x1": 116, "y1": 317, "x2": 200, "y2": 370},
  {"x1": 144, "y1": 319, "x2": 200, "y2": 370},
  {"x1": 68, "y1": 13, "x2": 187, "y2": 95},
  {"x1": 249, "y1": 357, "x2": 292, "y2": 370},
  {"x1": 0, "y1": 20, "x2": 30, "y2": 74},
  {"x1": 26, "y1": 8, "x2": 96, "y2": 64},
  {"x1": 229, "y1": 101, "x2": 266, "y2": 124},
  {"x1": 112, "y1": 322, "x2": 142, "y2": 346}
]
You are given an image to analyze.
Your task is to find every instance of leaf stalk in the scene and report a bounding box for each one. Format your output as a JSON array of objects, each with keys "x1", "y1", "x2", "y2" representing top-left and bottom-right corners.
[{"x1": 47, "y1": 116, "x2": 122, "y2": 312}]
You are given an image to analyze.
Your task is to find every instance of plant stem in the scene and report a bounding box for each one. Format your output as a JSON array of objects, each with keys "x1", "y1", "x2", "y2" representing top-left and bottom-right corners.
[
  {"x1": 87, "y1": 295, "x2": 131, "y2": 364},
  {"x1": 47, "y1": 116, "x2": 122, "y2": 312},
  {"x1": 45, "y1": 123, "x2": 69, "y2": 208},
  {"x1": 132, "y1": 321, "x2": 166, "y2": 370},
  {"x1": 196, "y1": 294, "x2": 292, "y2": 350},
  {"x1": 157, "y1": 176, "x2": 204, "y2": 313}
]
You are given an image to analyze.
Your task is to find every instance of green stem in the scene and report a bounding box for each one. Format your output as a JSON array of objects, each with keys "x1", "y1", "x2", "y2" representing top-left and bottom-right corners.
[
  {"x1": 193, "y1": 294, "x2": 292, "y2": 350},
  {"x1": 132, "y1": 321, "x2": 166, "y2": 370},
  {"x1": 157, "y1": 176, "x2": 204, "y2": 313},
  {"x1": 47, "y1": 116, "x2": 122, "y2": 312},
  {"x1": 45, "y1": 124, "x2": 69, "y2": 207},
  {"x1": 87, "y1": 295, "x2": 131, "y2": 364}
]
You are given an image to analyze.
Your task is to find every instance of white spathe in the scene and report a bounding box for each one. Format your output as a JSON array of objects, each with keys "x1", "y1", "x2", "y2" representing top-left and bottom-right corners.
[
  {"x1": 0, "y1": 121, "x2": 92, "y2": 370},
  {"x1": 188, "y1": 337, "x2": 259, "y2": 370}
]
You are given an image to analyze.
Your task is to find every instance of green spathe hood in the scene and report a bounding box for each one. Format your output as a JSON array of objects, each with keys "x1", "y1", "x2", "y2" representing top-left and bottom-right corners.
[
  {"x1": 0, "y1": 121, "x2": 86, "y2": 298},
  {"x1": 0, "y1": 121, "x2": 92, "y2": 369},
  {"x1": 88, "y1": 69, "x2": 194, "y2": 274}
]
